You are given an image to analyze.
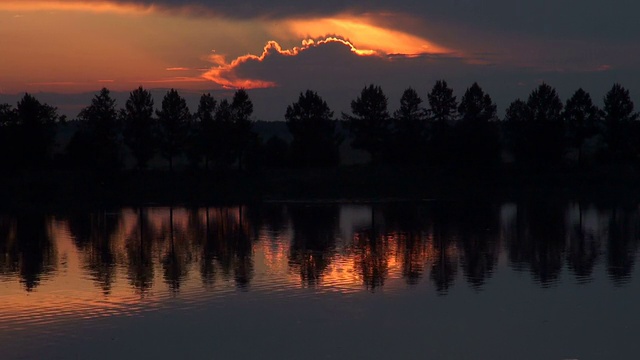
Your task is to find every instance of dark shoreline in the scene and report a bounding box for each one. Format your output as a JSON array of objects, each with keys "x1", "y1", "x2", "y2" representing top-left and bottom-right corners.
[{"x1": 3, "y1": 164, "x2": 640, "y2": 211}]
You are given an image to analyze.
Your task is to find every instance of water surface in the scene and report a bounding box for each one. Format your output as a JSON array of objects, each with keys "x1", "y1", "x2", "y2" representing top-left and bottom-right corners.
[{"x1": 1, "y1": 201, "x2": 639, "y2": 359}]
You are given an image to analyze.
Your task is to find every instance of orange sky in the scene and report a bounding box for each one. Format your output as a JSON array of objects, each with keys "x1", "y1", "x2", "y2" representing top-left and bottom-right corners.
[
  {"x1": 1, "y1": 0, "x2": 635, "y2": 121},
  {"x1": 0, "y1": 1, "x2": 456, "y2": 93}
]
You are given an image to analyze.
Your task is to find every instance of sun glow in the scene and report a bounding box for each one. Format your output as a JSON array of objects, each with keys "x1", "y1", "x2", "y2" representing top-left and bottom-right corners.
[{"x1": 282, "y1": 16, "x2": 453, "y2": 56}]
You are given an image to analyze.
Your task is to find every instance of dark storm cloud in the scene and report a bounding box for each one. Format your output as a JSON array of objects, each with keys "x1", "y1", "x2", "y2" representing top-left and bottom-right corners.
[{"x1": 133, "y1": 0, "x2": 640, "y2": 42}]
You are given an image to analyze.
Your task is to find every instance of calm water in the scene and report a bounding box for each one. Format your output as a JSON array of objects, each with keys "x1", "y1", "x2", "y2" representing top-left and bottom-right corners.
[{"x1": 1, "y1": 201, "x2": 639, "y2": 359}]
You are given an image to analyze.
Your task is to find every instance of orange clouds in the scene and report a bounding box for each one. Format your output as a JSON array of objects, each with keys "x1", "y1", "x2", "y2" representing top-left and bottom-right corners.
[
  {"x1": 201, "y1": 26, "x2": 454, "y2": 89},
  {"x1": 199, "y1": 15, "x2": 457, "y2": 89},
  {"x1": 279, "y1": 16, "x2": 454, "y2": 56},
  {"x1": 0, "y1": 0, "x2": 156, "y2": 14}
]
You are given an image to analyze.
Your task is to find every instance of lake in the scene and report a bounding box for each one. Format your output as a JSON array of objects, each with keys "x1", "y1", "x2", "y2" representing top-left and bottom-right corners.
[{"x1": 1, "y1": 201, "x2": 639, "y2": 359}]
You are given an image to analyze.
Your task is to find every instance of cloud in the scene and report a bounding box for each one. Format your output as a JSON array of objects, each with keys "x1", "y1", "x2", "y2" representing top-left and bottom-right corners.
[
  {"x1": 5, "y1": 0, "x2": 637, "y2": 73},
  {"x1": 5, "y1": 0, "x2": 638, "y2": 43},
  {"x1": 197, "y1": 37, "x2": 640, "y2": 121},
  {"x1": 202, "y1": 38, "x2": 384, "y2": 89}
]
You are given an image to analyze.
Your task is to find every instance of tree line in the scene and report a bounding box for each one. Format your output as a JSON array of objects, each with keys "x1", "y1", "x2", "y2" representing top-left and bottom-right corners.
[{"x1": 0, "y1": 81, "x2": 637, "y2": 174}]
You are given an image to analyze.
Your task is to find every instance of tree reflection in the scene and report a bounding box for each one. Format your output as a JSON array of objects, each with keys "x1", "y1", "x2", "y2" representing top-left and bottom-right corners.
[
  {"x1": 507, "y1": 200, "x2": 566, "y2": 286},
  {"x1": 457, "y1": 203, "x2": 500, "y2": 290},
  {"x1": 124, "y1": 207, "x2": 155, "y2": 294},
  {"x1": 428, "y1": 203, "x2": 459, "y2": 294},
  {"x1": 0, "y1": 214, "x2": 56, "y2": 291},
  {"x1": 186, "y1": 207, "x2": 214, "y2": 287},
  {"x1": 190, "y1": 207, "x2": 255, "y2": 290},
  {"x1": 2, "y1": 201, "x2": 640, "y2": 296},
  {"x1": 382, "y1": 204, "x2": 429, "y2": 285},
  {"x1": 353, "y1": 206, "x2": 389, "y2": 291},
  {"x1": 161, "y1": 207, "x2": 192, "y2": 294},
  {"x1": 606, "y1": 205, "x2": 639, "y2": 285},
  {"x1": 232, "y1": 206, "x2": 253, "y2": 289},
  {"x1": 66, "y1": 210, "x2": 122, "y2": 295},
  {"x1": 288, "y1": 204, "x2": 338, "y2": 286},
  {"x1": 566, "y1": 202, "x2": 600, "y2": 283}
]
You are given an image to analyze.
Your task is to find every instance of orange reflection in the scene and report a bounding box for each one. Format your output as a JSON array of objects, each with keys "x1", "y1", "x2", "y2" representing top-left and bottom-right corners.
[{"x1": 0, "y1": 206, "x2": 456, "y2": 332}]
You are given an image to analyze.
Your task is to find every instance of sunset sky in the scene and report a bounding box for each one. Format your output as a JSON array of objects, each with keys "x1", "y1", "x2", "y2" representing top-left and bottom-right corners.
[{"x1": 1, "y1": 0, "x2": 639, "y2": 120}]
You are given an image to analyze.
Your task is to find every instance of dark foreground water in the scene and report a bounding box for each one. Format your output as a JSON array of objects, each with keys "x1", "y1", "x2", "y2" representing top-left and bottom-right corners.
[{"x1": 1, "y1": 201, "x2": 639, "y2": 360}]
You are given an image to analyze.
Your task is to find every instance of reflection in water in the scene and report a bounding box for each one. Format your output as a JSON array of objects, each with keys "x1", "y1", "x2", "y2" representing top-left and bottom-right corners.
[
  {"x1": 606, "y1": 205, "x2": 640, "y2": 285},
  {"x1": 288, "y1": 205, "x2": 338, "y2": 287},
  {"x1": 0, "y1": 214, "x2": 57, "y2": 291},
  {"x1": 1, "y1": 202, "x2": 639, "y2": 295},
  {"x1": 125, "y1": 208, "x2": 155, "y2": 293},
  {"x1": 506, "y1": 200, "x2": 567, "y2": 286},
  {"x1": 0, "y1": 201, "x2": 638, "y2": 306},
  {"x1": 66, "y1": 211, "x2": 121, "y2": 295}
]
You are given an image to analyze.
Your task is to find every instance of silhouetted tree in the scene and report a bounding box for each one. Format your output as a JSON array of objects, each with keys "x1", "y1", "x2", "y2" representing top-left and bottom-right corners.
[
  {"x1": 230, "y1": 89, "x2": 255, "y2": 170},
  {"x1": 504, "y1": 99, "x2": 530, "y2": 122},
  {"x1": 503, "y1": 99, "x2": 529, "y2": 161},
  {"x1": 0, "y1": 103, "x2": 15, "y2": 169},
  {"x1": 505, "y1": 84, "x2": 564, "y2": 167},
  {"x1": 563, "y1": 88, "x2": 600, "y2": 165},
  {"x1": 286, "y1": 90, "x2": 341, "y2": 167},
  {"x1": 458, "y1": 83, "x2": 497, "y2": 124},
  {"x1": 427, "y1": 80, "x2": 458, "y2": 123},
  {"x1": 601, "y1": 83, "x2": 638, "y2": 163},
  {"x1": 123, "y1": 86, "x2": 156, "y2": 170},
  {"x1": 210, "y1": 99, "x2": 235, "y2": 169},
  {"x1": 76, "y1": 88, "x2": 122, "y2": 172},
  {"x1": 456, "y1": 82, "x2": 500, "y2": 168},
  {"x1": 0, "y1": 103, "x2": 10, "y2": 121},
  {"x1": 343, "y1": 84, "x2": 392, "y2": 163},
  {"x1": 189, "y1": 93, "x2": 217, "y2": 169},
  {"x1": 13, "y1": 93, "x2": 59, "y2": 169},
  {"x1": 528, "y1": 83, "x2": 564, "y2": 166},
  {"x1": 426, "y1": 80, "x2": 457, "y2": 166},
  {"x1": 157, "y1": 89, "x2": 190, "y2": 171},
  {"x1": 392, "y1": 87, "x2": 427, "y2": 165}
]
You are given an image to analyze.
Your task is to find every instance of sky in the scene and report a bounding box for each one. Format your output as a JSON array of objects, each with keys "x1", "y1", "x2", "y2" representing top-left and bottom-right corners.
[{"x1": 1, "y1": 0, "x2": 639, "y2": 120}]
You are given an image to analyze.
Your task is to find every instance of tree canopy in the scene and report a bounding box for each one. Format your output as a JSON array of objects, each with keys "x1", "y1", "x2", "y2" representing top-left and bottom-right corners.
[
  {"x1": 285, "y1": 90, "x2": 341, "y2": 167},
  {"x1": 123, "y1": 86, "x2": 156, "y2": 169},
  {"x1": 156, "y1": 89, "x2": 191, "y2": 171},
  {"x1": 343, "y1": 84, "x2": 391, "y2": 164}
]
